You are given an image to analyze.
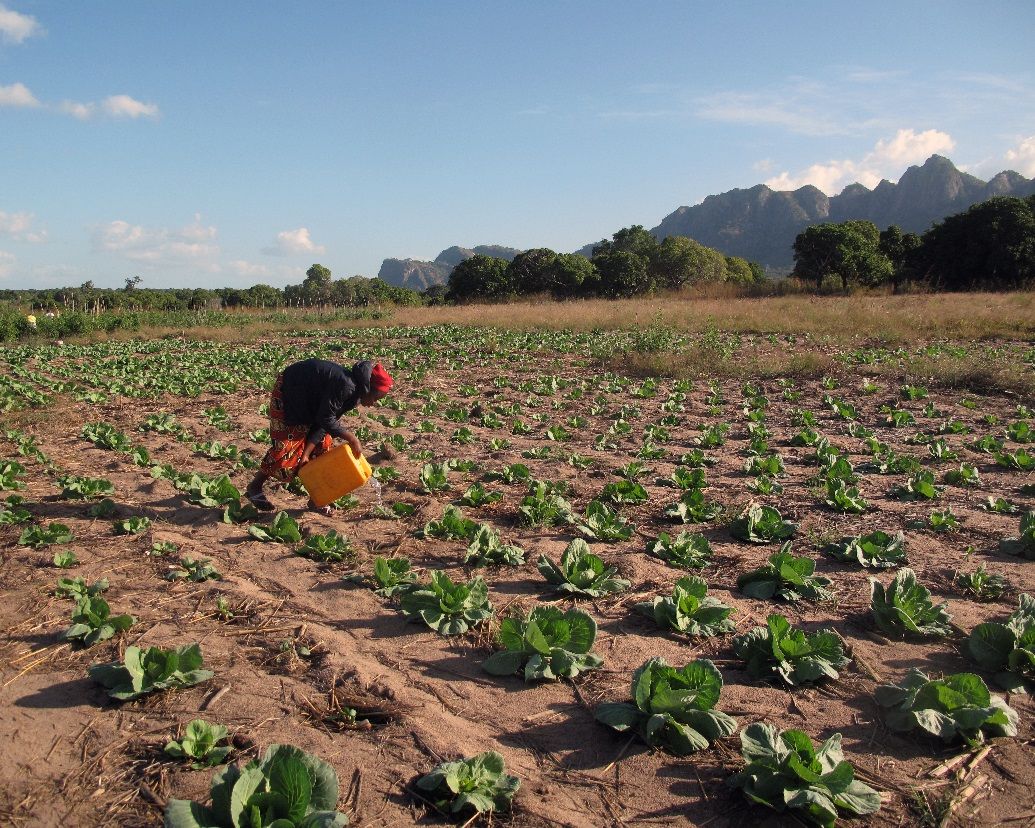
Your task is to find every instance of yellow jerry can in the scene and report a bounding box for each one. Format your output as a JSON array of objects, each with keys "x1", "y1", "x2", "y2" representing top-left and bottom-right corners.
[{"x1": 297, "y1": 443, "x2": 372, "y2": 508}]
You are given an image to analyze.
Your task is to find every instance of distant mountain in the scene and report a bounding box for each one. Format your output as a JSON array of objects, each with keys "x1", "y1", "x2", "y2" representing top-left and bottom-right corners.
[
  {"x1": 381, "y1": 156, "x2": 1035, "y2": 287},
  {"x1": 643, "y1": 155, "x2": 1035, "y2": 271},
  {"x1": 378, "y1": 244, "x2": 521, "y2": 290}
]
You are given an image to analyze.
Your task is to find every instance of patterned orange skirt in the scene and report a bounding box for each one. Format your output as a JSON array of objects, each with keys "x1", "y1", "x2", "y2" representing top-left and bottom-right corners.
[{"x1": 259, "y1": 372, "x2": 333, "y2": 482}]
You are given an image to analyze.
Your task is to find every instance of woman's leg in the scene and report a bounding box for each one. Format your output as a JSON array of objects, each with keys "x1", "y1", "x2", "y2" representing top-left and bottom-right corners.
[
  {"x1": 248, "y1": 372, "x2": 285, "y2": 511},
  {"x1": 245, "y1": 470, "x2": 275, "y2": 510}
]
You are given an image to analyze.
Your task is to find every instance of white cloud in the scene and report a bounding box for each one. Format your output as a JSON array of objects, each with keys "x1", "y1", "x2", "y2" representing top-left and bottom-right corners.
[
  {"x1": 1005, "y1": 135, "x2": 1035, "y2": 177},
  {"x1": 0, "y1": 81, "x2": 39, "y2": 107},
  {"x1": 92, "y1": 215, "x2": 219, "y2": 266},
  {"x1": 101, "y1": 94, "x2": 159, "y2": 119},
  {"x1": 0, "y1": 250, "x2": 14, "y2": 279},
  {"x1": 843, "y1": 68, "x2": 906, "y2": 84},
  {"x1": 227, "y1": 259, "x2": 271, "y2": 277},
  {"x1": 58, "y1": 100, "x2": 95, "y2": 120},
  {"x1": 0, "y1": 3, "x2": 40, "y2": 44},
  {"x1": 869, "y1": 128, "x2": 955, "y2": 166},
  {"x1": 262, "y1": 227, "x2": 325, "y2": 257},
  {"x1": 765, "y1": 161, "x2": 872, "y2": 194},
  {"x1": 697, "y1": 92, "x2": 845, "y2": 136},
  {"x1": 764, "y1": 128, "x2": 956, "y2": 194},
  {"x1": 3, "y1": 89, "x2": 159, "y2": 119},
  {"x1": 0, "y1": 210, "x2": 46, "y2": 242},
  {"x1": 752, "y1": 158, "x2": 775, "y2": 174}
]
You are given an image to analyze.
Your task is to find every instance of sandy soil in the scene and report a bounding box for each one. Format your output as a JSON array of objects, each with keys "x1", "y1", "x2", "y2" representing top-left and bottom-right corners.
[{"x1": 1, "y1": 333, "x2": 1033, "y2": 827}]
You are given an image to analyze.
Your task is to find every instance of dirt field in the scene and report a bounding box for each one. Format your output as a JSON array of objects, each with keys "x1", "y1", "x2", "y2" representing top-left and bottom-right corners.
[{"x1": 1, "y1": 327, "x2": 1033, "y2": 827}]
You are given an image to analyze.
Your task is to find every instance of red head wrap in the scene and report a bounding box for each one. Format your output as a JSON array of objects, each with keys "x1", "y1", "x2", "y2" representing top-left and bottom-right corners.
[{"x1": 370, "y1": 363, "x2": 394, "y2": 394}]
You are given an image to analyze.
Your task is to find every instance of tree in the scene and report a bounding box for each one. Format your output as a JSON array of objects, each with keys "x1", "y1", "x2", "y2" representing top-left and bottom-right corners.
[
  {"x1": 651, "y1": 235, "x2": 727, "y2": 288},
  {"x1": 917, "y1": 196, "x2": 1035, "y2": 290},
  {"x1": 244, "y1": 284, "x2": 282, "y2": 308},
  {"x1": 124, "y1": 276, "x2": 142, "y2": 291},
  {"x1": 445, "y1": 255, "x2": 512, "y2": 302},
  {"x1": 506, "y1": 248, "x2": 557, "y2": 295},
  {"x1": 724, "y1": 256, "x2": 755, "y2": 284},
  {"x1": 593, "y1": 225, "x2": 658, "y2": 260},
  {"x1": 792, "y1": 220, "x2": 891, "y2": 291},
  {"x1": 302, "y1": 263, "x2": 333, "y2": 306},
  {"x1": 590, "y1": 226, "x2": 660, "y2": 298},
  {"x1": 422, "y1": 284, "x2": 449, "y2": 305},
  {"x1": 544, "y1": 253, "x2": 597, "y2": 298},
  {"x1": 879, "y1": 226, "x2": 922, "y2": 292},
  {"x1": 592, "y1": 250, "x2": 651, "y2": 298}
]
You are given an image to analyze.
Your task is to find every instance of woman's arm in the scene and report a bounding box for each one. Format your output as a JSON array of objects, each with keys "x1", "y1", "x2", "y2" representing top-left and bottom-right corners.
[
  {"x1": 299, "y1": 429, "x2": 362, "y2": 466},
  {"x1": 307, "y1": 377, "x2": 356, "y2": 445}
]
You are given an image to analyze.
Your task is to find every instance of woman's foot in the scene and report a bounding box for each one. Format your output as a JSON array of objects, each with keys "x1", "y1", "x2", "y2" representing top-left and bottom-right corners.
[
  {"x1": 246, "y1": 488, "x2": 275, "y2": 512},
  {"x1": 307, "y1": 499, "x2": 333, "y2": 516}
]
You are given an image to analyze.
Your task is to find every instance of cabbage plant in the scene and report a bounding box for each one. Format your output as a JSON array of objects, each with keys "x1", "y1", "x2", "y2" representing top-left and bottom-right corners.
[
  {"x1": 164, "y1": 743, "x2": 347, "y2": 827},
  {"x1": 457, "y1": 483, "x2": 502, "y2": 507},
  {"x1": 599, "y1": 480, "x2": 649, "y2": 505},
  {"x1": 577, "y1": 500, "x2": 634, "y2": 541},
  {"x1": 824, "y1": 530, "x2": 906, "y2": 568},
  {"x1": 89, "y1": 643, "x2": 213, "y2": 700},
  {"x1": 595, "y1": 658, "x2": 737, "y2": 755},
  {"x1": 728, "y1": 722, "x2": 881, "y2": 827},
  {"x1": 869, "y1": 568, "x2": 952, "y2": 638},
  {"x1": 370, "y1": 556, "x2": 417, "y2": 597},
  {"x1": 537, "y1": 539, "x2": 629, "y2": 597},
  {"x1": 0, "y1": 495, "x2": 31, "y2": 525},
  {"x1": 483, "y1": 606, "x2": 602, "y2": 682},
  {"x1": 418, "y1": 462, "x2": 450, "y2": 492},
  {"x1": 421, "y1": 505, "x2": 477, "y2": 541},
  {"x1": 400, "y1": 570, "x2": 493, "y2": 635},
  {"x1": 737, "y1": 544, "x2": 833, "y2": 602},
  {"x1": 875, "y1": 668, "x2": 1018, "y2": 746},
  {"x1": 893, "y1": 470, "x2": 941, "y2": 500},
  {"x1": 647, "y1": 531, "x2": 712, "y2": 569},
  {"x1": 967, "y1": 594, "x2": 1035, "y2": 692},
  {"x1": 635, "y1": 576, "x2": 734, "y2": 636},
  {"x1": 824, "y1": 480, "x2": 868, "y2": 513},
  {"x1": 733, "y1": 614, "x2": 849, "y2": 686},
  {"x1": 57, "y1": 474, "x2": 114, "y2": 499},
  {"x1": 995, "y1": 448, "x2": 1034, "y2": 470},
  {"x1": 164, "y1": 719, "x2": 232, "y2": 769},
  {"x1": 55, "y1": 576, "x2": 109, "y2": 600},
  {"x1": 664, "y1": 489, "x2": 722, "y2": 524},
  {"x1": 297, "y1": 530, "x2": 353, "y2": 563},
  {"x1": 1000, "y1": 511, "x2": 1035, "y2": 560},
  {"x1": 63, "y1": 596, "x2": 134, "y2": 647},
  {"x1": 415, "y1": 751, "x2": 519, "y2": 817},
  {"x1": 729, "y1": 503, "x2": 797, "y2": 543},
  {"x1": 19, "y1": 522, "x2": 74, "y2": 548},
  {"x1": 518, "y1": 480, "x2": 574, "y2": 527},
  {"x1": 463, "y1": 525, "x2": 525, "y2": 567},
  {"x1": 178, "y1": 474, "x2": 241, "y2": 508},
  {"x1": 0, "y1": 459, "x2": 25, "y2": 491},
  {"x1": 248, "y1": 512, "x2": 302, "y2": 544}
]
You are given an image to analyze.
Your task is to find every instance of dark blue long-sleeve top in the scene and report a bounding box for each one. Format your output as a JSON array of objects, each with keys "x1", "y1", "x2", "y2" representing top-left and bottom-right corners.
[{"x1": 279, "y1": 358, "x2": 374, "y2": 444}]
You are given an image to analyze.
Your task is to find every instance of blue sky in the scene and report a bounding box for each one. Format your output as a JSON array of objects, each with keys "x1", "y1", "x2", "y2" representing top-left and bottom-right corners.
[{"x1": 1, "y1": 1, "x2": 1034, "y2": 289}]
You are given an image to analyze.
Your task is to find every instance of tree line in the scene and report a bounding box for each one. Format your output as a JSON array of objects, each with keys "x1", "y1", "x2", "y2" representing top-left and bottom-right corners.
[
  {"x1": 444, "y1": 226, "x2": 764, "y2": 303},
  {"x1": 792, "y1": 195, "x2": 1035, "y2": 292},
  {"x1": 0, "y1": 267, "x2": 422, "y2": 314},
  {"x1": 3, "y1": 194, "x2": 1031, "y2": 322}
]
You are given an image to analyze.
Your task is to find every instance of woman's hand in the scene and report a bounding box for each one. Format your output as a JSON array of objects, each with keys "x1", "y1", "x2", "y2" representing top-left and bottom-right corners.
[
  {"x1": 299, "y1": 440, "x2": 318, "y2": 466},
  {"x1": 344, "y1": 433, "x2": 362, "y2": 457}
]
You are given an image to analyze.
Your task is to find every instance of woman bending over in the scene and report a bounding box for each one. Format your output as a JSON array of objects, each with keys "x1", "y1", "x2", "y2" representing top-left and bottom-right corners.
[{"x1": 246, "y1": 358, "x2": 393, "y2": 512}]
